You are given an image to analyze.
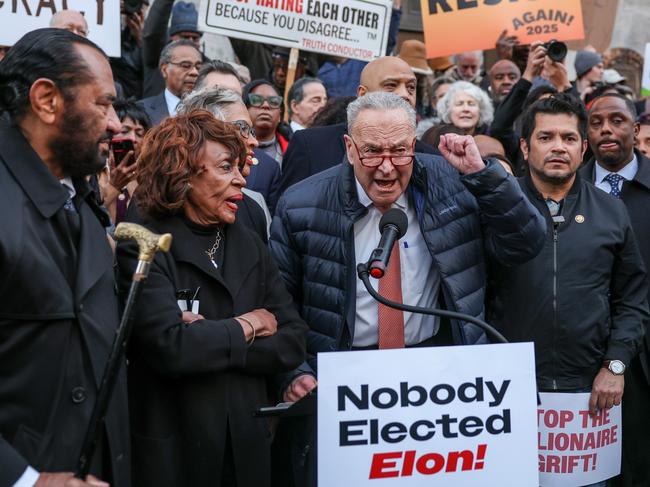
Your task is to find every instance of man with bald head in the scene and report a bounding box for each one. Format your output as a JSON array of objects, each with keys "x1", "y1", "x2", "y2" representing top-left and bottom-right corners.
[
  {"x1": 50, "y1": 9, "x2": 89, "y2": 37},
  {"x1": 278, "y1": 56, "x2": 436, "y2": 194},
  {"x1": 489, "y1": 59, "x2": 521, "y2": 104}
]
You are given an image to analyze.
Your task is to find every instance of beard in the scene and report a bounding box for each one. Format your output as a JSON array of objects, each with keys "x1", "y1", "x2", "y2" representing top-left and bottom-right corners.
[
  {"x1": 49, "y1": 103, "x2": 109, "y2": 178},
  {"x1": 530, "y1": 164, "x2": 576, "y2": 186}
]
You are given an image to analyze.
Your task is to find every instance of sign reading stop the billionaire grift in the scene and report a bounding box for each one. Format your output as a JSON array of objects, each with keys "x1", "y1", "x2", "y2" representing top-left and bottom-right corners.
[
  {"x1": 419, "y1": 0, "x2": 585, "y2": 59},
  {"x1": 198, "y1": 0, "x2": 392, "y2": 62},
  {"x1": 318, "y1": 343, "x2": 539, "y2": 486},
  {"x1": 538, "y1": 393, "x2": 621, "y2": 487}
]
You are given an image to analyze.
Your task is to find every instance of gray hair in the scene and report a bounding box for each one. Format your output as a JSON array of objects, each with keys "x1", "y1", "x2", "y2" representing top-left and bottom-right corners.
[
  {"x1": 177, "y1": 87, "x2": 243, "y2": 120},
  {"x1": 159, "y1": 39, "x2": 199, "y2": 68},
  {"x1": 287, "y1": 77, "x2": 325, "y2": 116},
  {"x1": 453, "y1": 50, "x2": 484, "y2": 66},
  {"x1": 437, "y1": 80, "x2": 494, "y2": 127},
  {"x1": 346, "y1": 92, "x2": 416, "y2": 135}
]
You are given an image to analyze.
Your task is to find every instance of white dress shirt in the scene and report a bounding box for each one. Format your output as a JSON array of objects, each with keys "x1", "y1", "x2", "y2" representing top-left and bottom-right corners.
[
  {"x1": 290, "y1": 120, "x2": 305, "y2": 133},
  {"x1": 13, "y1": 466, "x2": 39, "y2": 487},
  {"x1": 353, "y1": 180, "x2": 439, "y2": 347},
  {"x1": 594, "y1": 155, "x2": 638, "y2": 193},
  {"x1": 164, "y1": 88, "x2": 181, "y2": 117}
]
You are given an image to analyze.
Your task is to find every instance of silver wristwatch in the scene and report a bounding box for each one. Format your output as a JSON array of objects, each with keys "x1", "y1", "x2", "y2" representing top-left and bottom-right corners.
[{"x1": 604, "y1": 360, "x2": 626, "y2": 375}]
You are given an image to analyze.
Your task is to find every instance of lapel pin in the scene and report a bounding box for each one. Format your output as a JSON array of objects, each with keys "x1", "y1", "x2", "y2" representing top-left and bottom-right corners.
[{"x1": 575, "y1": 215, "x2": 585, "y2": 223}]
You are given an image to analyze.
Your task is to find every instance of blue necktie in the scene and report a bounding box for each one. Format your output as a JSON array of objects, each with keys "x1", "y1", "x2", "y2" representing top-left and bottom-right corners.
[{"x1": 603, "y1": 173, "x2": 624, "y2": 198}]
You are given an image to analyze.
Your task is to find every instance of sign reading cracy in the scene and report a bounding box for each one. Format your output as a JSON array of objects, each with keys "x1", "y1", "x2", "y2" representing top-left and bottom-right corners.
[
  {"x1": 318, "y1": 343, "x2": 539, "y2": 486},
  {"x1": 0, "y1": 0, "x2": 121, "y2": 56},
  {"x1": 419, "y1": 0, "x2": 585, "y2": 59},
  {"x1": 538, "y1": 393, "x2": 621, "y2": 487},
  {"x1": 198, "y1": 0, "x2": 392, "y2": 62}
]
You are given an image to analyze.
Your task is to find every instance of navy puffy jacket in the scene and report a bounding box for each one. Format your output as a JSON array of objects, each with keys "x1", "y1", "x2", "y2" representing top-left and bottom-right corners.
[{"x1": 270, "y1": 155, "x2": 546, "y2": 374}]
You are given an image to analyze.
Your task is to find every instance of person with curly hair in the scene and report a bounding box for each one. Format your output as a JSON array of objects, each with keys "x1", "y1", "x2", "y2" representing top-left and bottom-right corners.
[{"x1": 116, "y1": 110, "x2": 307, "y2": 487}]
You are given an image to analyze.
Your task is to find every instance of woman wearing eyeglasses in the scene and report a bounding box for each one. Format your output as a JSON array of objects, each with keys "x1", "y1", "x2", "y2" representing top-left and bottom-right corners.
[
  {"x1": 243, "y1": 79, "x2": 292, "y2": 166},
  {"x1": 116, "y1": 111, "x2": 307, "y2": 487}
]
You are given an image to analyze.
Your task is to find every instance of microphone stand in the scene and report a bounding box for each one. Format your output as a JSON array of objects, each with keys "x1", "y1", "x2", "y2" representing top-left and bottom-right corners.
[
  {"x1": 357, "y1": 262, "x2": 508, "y2": 344},
  {"x1": 357, "y1": 262, "x2": 540, "y2": 404}
]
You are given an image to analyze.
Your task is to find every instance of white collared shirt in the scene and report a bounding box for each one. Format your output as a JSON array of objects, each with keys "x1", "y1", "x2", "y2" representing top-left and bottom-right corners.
[
  {"x1": 594, "y1": 155, "x2": 638, "y2": 193},
  {"x1": 60, "y1": 177, "x2": 76, "y2": 198},
  {"x1": 290, "y1": 120, "x2": 306, "y2": 133},
  {"x1": 13, "y1": 466, "x2": 39, "y2": 487},
  {"x1": 353, "y1": 179, "x2": 439, "y2": 347},
  {"x1": 164, "y1": 88, "x2": 181, "y2": 117}
]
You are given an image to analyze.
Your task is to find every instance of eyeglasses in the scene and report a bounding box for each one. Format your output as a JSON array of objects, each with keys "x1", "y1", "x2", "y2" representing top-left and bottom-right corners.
[
  {"x1": 168, "y1": 61, "x2": 203, "y2": 71},
  {"x1": 247, "y1": 93, "x2": 283, "y2": 109},
  {"x1": 231, "y1": 120, "x2": 256, "y2": 139},
  {"x1": 350, "y1": 138, "x2": 415, "y2": 167}
]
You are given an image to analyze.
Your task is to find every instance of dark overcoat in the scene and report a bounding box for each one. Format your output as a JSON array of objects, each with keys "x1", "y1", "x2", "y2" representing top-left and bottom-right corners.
[
  {"x1": 580, "y1": 152, "x2": 650, "y2": 487},
  {"x1": 0, "y1": 124, "x2": 130, "y2": 487},
  {"x1": 116, "y1": 214, "x2": 307, "y2": 487}
]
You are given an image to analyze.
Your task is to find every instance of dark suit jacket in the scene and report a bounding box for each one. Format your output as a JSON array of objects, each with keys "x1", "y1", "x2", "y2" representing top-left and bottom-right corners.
[
  {"x1": 0, "y1": 124, "x2": 130, "y2": 487},
  {"x1": 116, "y1": 215, "x2": 307, "y2": 487},
  {"x1": 278, "y1": 122, "x2": 439, "y2": 194},
  {"x1": 247, "y1": 149, "x2": 281, "y2": 213},
  {"x1": 581, "y1": 152, "x2": 650, "y2": 378},
  {"x1": 138, "y1": 92, "x2": 169, "y2": 126}
]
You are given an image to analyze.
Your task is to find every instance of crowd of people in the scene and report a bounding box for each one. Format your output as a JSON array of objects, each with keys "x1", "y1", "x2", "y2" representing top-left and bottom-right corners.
[{"x1": 1, "y1": 1, "x2": 650, "y2": 487}]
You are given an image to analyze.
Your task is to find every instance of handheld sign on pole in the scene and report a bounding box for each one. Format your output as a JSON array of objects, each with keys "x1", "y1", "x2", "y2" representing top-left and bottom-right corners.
[
  {"x1": 318, "y1": 343, "x2": 539, "y2": 486},
  {"x1": 538, "y1": 393, "x2": 622, "y2": 487},
  {"x1": 419, "y1": 0, "x2": 585, "y2": 59},
  {"x1": 0, "y1": 0, "x2": 121, "y2": 56},
  {"x1": 198, "y1": 0, "x2": 392, "y2": 62},
  {"x1": 283, "y1": 47, "x2": 299, "y2": 123}
]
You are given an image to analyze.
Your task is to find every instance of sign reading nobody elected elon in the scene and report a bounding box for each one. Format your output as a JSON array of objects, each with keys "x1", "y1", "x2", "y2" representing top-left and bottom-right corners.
[
  {"x1": 318, "y1": 343, "x2": 539, "y2": 486},
  {"x1": 198, "y1": 0, "x2": 392, "y2": 62}
]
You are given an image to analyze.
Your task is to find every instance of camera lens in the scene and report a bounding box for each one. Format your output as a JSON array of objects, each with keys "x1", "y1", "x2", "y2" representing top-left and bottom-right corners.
[{"x1": 546, "y1": 41, "x2": 567, "y2": 63}]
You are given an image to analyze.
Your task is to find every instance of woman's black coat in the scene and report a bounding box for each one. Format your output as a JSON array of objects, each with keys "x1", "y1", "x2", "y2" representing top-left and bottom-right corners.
[{"x1": 116, "y1": 214, "x2": 307, "y2": 487}]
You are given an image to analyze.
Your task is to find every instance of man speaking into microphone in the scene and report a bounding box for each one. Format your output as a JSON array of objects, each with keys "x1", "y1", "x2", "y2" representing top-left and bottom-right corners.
[{"x1": 270, "y1": 91, "x2": 546, "y2": 401}]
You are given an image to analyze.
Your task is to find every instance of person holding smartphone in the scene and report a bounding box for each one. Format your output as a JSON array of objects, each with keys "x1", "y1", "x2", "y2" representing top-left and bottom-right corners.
[{"x1": 100, "y1": 99, "x2": 151, "y2": 225}]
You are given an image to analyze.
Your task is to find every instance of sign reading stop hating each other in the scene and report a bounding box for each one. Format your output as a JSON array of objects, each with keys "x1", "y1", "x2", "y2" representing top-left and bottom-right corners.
[
  {"x1": 318, "y1": 343, "x2": 539, "y2": 486},
  {"x1": 419, "y1": 0, "x2": 585, "y2": 59},
  {"x1": 538, "y1": 393, "x2": 621, "y2": 487},
  {"x1": 198, "y1": 0, "x2": 392, "y2": 62}
]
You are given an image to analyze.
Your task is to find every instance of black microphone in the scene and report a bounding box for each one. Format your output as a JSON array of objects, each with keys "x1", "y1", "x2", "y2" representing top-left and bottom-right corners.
[{"x1": 368, "y1": 208, "x2": 408, "y2": 279}]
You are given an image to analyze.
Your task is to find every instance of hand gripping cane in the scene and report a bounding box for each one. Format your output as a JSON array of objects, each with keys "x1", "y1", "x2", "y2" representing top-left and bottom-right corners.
[{"x1": 75, "y1": 223, "x2": 172, "y2": 479}]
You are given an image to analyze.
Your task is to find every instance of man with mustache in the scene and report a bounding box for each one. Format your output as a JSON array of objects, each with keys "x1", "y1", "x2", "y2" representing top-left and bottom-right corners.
[
  {"x1": 581, "y1": 93, "x2": 650, "y2": 487},
  {"x1": 488, "y1": 94, "x2": 648, "y2": 487},
  {"x1": 0, "y1": 29, "x2": 130, "y2": 487}
]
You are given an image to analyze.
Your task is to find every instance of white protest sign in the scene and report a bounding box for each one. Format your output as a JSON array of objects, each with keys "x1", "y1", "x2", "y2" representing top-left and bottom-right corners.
[
  {"x1": 318, "y1": 343, "x2": 539, "y2": 486},
  {"x1": 642, "y1": 43, "x2": 650, "y2": 98},
  {"x1": 538, "y1": 393, "x2": 621, "y2": 487},
  {"x1": 198, "y1": 0, "x2": 392, "y2": 62},
  {"x1": 0, "y1": 0, "x2": 121, "y2": 57}
]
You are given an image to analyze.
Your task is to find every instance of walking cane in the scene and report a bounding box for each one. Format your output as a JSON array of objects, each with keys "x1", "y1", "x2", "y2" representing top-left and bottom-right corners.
[{"x1": 75, "y1": 222, "x2": 172, "y2": 480}]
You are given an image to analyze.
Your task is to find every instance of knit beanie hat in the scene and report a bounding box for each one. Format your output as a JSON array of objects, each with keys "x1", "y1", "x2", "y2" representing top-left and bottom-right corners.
[
  {"x1": 574, "y1": 50, "x2": 602, "y2": 78},
  {"x1": 169, "y1": 2, "x2": 200, "y2": 37}
]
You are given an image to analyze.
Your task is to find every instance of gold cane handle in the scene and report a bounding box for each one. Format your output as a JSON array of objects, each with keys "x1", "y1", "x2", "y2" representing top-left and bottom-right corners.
[{"x1": 114, "y1": 222, "x2": 172, "y2": 263}]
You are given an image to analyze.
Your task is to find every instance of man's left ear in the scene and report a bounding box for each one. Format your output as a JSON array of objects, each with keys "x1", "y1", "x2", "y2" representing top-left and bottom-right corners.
[
  {"x1": 28, "y1": 78, "x2": 62, "y2": 125},
  {"x1": 343, "y1": 134, "x2": 354, "y2": 165},
  {"x1": 582, "y1": 139, "x2": 588, "y2": 158},
  {"x1": 634, "y1": 122, "x2": 640, "y2": 138}
]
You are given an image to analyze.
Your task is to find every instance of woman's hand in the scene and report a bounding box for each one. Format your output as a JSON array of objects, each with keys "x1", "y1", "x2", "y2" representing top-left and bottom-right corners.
[
  {"x1": 182, "y1": 311, "x2": 205, "y2": 324},
  {"x1": 283, "y1": 374, "x2": 318, "y2": 403},
  {"x1": 109, "y1": 151, "x2": 138, "y2": 191},
  {"x1": 236, "y1": 309, "x2": 278, "y2": 340}
]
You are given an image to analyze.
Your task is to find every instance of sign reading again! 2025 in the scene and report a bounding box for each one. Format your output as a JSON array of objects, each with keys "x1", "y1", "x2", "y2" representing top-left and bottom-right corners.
[{"x1": 420, "y1": 0, "x2": 585, "y2": 59}]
